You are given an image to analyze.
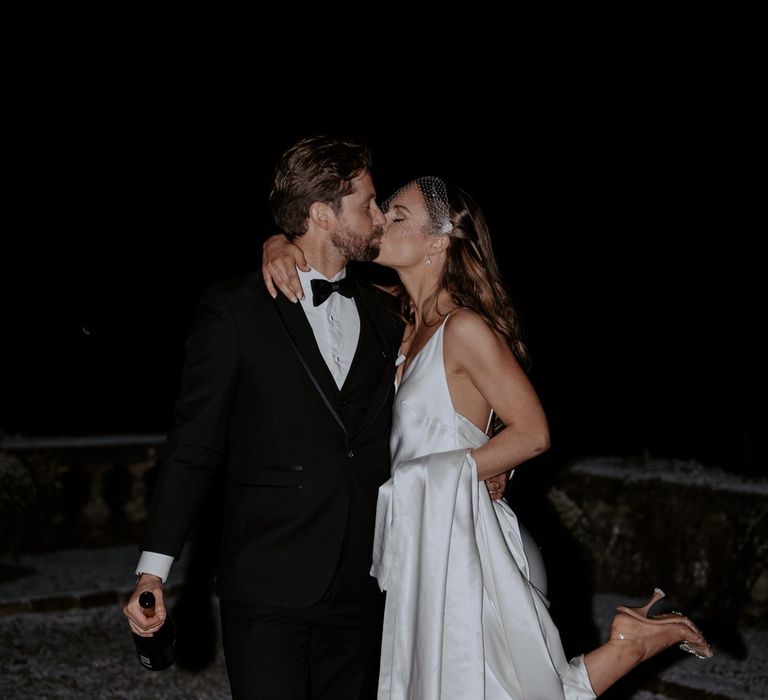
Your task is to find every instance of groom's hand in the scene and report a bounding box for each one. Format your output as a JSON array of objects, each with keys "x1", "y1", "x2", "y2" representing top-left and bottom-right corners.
[
  {"x1": 485, "y1": 470, "x2": 510, "y2": 501},
  {"x1": 262, "y1": 233, "x2": 310, "y2": 302},
  {"x1": 123, "y1": 574, "x2": 167, "y2": 637}
]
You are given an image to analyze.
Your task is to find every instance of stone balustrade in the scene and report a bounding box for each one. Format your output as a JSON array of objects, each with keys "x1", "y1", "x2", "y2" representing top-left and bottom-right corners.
[
  {"x1": 1, "y1": 440, "x2": 765, "y2": 625},
  {"x1": 0, "y1": 436, "x2": 164, "y2": 554}
]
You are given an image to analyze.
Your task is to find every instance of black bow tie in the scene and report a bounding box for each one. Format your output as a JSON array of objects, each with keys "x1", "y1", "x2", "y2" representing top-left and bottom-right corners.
[{"x1": 310, "y1": 277, "x2": 356, "y2": 307}]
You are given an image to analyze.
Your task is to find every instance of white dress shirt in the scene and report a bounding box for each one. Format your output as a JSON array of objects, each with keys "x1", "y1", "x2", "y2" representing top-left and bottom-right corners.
[
  {"x1": 136, "y1": 266, "x2": 360, "y2": 582},
  {"x1": 295, "y1": 266, "x2": 360, "y2": 389}
]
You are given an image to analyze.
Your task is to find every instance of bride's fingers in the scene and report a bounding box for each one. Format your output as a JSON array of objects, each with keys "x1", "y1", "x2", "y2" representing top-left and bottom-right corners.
[
  {"x1": 272, "y1": 260, "x2": 304, "y2": 301},
  {"x1": 262, "y1": 269, "x2": 278, "y2": 299},
  {"x1": 486, "y1": 480, "x2": 503, "y2": 500}
]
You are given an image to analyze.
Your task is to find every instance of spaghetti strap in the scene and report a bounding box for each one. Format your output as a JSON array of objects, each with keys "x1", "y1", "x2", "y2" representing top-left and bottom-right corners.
[{"x1": 485, "y1": 410, "x2": 495, "y2": 436}]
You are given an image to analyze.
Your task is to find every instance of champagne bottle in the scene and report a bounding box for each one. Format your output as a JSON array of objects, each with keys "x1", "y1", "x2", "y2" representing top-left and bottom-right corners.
[{"x1": 132, "y1": 591, "x2": 176, "y2": 670}]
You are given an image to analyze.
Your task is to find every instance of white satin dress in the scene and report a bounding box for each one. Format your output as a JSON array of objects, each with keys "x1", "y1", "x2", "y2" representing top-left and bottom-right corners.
[{"x1": 371, "y1": 316, "x2": 596, "y2": 699}]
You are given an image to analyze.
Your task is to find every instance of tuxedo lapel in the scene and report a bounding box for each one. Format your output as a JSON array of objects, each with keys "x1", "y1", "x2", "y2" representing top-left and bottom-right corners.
[
  {"x1": 353, "y1": 281, "x2": 395, "y2": 360},
  {"x1": 272, "y1": 295, "x2": 346, "y2": 434},
  {"x1": 352, "y1": 282, "x2": 399, "y2": 436}
]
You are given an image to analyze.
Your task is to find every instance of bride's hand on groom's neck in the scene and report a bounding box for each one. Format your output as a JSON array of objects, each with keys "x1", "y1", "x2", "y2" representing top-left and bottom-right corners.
[{"x1": 262, "y1": 233, "x2": 309, "y2": 302}]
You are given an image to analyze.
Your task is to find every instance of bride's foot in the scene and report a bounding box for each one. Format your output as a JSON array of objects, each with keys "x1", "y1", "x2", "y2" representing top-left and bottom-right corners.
[{"x1": 610, "y1": 588, "x2": 713, "y2": 661}]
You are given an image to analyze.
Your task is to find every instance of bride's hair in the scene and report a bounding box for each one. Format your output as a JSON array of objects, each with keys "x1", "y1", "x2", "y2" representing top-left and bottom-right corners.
[{"x1": 398, "y1": 179, "x2": 530, "y2": 370}]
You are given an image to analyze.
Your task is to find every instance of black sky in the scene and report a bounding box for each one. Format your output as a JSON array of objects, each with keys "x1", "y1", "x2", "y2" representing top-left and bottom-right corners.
[{"x1": 2, "y1": 80, "x2": 765, "y2": 475}]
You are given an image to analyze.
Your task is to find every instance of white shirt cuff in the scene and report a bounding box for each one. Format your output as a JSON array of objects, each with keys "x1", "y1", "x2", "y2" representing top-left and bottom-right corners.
[{"x1": 136, "y1": 551, "x2": 174, "y2": 583}]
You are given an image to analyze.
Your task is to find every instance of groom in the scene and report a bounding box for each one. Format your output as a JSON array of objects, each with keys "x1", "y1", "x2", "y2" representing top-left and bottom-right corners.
[{"x1": 123, "y1": 135, "x2": 403, "y2": 698}]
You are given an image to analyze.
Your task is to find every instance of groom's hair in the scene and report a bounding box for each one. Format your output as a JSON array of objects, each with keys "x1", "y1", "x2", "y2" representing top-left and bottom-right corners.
[{"x1": 270, "y1": 135, "x2": 373, "y2": 239}]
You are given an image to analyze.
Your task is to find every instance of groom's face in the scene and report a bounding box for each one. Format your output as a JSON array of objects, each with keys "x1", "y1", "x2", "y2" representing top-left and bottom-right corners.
[{"x1": 329, "y1": 171, "x2": 386, "y2": 262}]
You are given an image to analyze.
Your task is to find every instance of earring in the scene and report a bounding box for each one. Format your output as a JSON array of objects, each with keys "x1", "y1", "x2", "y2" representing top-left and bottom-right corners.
[{"x1": 426, "y1": 255, "x2": 432, "y2": 266}]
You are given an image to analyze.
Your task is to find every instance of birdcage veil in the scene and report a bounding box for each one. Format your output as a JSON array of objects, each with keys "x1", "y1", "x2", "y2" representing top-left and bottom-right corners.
[{"x1": 381, "y1": 176, "x2": 453, "y2": 235}]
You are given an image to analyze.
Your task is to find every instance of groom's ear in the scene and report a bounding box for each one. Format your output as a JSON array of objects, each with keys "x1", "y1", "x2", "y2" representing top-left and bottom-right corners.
[{"x1": 309, "y1": 202, "x2": 335, "y2": 231}]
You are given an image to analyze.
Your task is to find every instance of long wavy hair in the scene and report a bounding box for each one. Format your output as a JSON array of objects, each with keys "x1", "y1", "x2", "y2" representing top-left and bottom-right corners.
[{"x1": 397, "y1": 179, "x2": 530, "y2": 370}]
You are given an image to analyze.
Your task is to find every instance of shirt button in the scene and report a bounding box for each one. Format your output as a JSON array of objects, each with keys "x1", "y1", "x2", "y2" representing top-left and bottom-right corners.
[
  {"x1": 329, "y1": 315, "x2": 335, "y2": 321},
  {"x1": 335, "y1": 355, "x2": 341, "y2": 363},
  {"x1": 348, "y1": 450, "x2": 355, "y2": 458}
]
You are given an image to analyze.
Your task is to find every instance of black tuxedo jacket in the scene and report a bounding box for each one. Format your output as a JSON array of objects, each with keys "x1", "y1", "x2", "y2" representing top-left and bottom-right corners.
[{"x1": 141, "y1": 271, "x2": 403, "y2": 607}]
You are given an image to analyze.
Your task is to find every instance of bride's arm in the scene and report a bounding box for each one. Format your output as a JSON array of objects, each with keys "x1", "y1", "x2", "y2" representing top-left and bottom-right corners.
[
  {"x1": 444, "y1": 310, "x2": 550, "y2": 482},
  {"x1": 261, "y1": 234, "x2": 310, "y2": 302}
]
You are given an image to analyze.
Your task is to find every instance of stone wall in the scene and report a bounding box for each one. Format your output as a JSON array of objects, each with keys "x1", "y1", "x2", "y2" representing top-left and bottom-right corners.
[
  {"x1": 0, "y1": 436, "x2": 163, "y2": 556},
  {"x1": 2, "y1": 441, "x2": 765, "y2": 625},
  {"x1": 547, "y1": 457, "x2": 768, "y2": 626}
]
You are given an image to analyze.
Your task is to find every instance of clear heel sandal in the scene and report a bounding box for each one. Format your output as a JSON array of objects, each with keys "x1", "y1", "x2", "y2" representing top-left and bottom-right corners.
[{"x1": 614, "y1": 587, "x2": 713, "y2": 660}]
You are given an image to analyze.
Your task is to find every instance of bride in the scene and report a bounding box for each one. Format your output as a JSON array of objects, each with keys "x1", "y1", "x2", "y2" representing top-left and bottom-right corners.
[{"x1": 263, "y1": 176, "x2": 711, "y2": 699}]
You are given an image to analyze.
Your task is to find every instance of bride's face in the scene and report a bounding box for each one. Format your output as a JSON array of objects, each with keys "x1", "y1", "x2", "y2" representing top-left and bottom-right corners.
[{"x1": 375, "y1": 184, "x2": 433, "y2": 269}]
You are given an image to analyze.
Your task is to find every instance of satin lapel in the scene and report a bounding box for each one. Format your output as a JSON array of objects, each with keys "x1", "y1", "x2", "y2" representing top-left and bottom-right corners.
[
  {"x1": 272, "y1": 295, "x2": 345, "y2": 433},
  {"x1": 353, "y1": 281, "x2": 396, "y2": 360},
  {"x1": 353, "y1": 282, "x2": 400, "y2": 436}
]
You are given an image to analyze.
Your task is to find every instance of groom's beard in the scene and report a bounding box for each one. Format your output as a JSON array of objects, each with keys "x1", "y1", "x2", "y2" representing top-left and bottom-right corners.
[{"x1": 331, "y1": 223, "x2": 384, "y2": 262}]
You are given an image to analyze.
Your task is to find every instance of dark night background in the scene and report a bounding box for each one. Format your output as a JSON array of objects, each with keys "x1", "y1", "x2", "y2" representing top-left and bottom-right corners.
[{"x1": 2, "y1": 80, "x2": 765, "y2": 477}]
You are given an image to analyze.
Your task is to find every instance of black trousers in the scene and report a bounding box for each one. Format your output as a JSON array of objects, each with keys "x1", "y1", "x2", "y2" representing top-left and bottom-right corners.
[{"x1": 220, "y1": 554, "x2": 384, "y2": 699}]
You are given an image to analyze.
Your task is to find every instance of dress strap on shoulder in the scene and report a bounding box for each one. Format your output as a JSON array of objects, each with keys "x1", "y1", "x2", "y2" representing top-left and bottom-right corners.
[{"x1": 440, "y1": 308, "x2": 461, "y2": 328}]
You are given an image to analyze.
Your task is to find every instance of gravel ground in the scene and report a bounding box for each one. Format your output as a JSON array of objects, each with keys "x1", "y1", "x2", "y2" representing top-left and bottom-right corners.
[
  {"x1": 0, "y1": 547, "x2": 188, "y2": 605},
  {"x1": 1, "y1": 596, "x2": 765, "y2": 700},
  {"x1": 0, "y1": 547, "x2": 765, "y2": 699},
  {"x1": 0, "y1": 597, "x2": 230, "y2": 700}
]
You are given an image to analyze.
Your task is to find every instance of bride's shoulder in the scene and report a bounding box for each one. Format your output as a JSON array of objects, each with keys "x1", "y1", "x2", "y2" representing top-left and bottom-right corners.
[
  {"x1": 444, "y1": 310, "x2": 510, "y2": 369},
  {"x1": 444, "y1": 308, "x2": 498, "y2": 347}
]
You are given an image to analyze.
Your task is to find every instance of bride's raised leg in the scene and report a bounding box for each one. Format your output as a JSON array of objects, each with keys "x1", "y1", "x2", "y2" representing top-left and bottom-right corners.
[
  {"x1": 582, "y1": 589, "x2": 711, "y2": 696},
  {"x1": 615, "y1": 587, "x2": 712, "y2": 659}
]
